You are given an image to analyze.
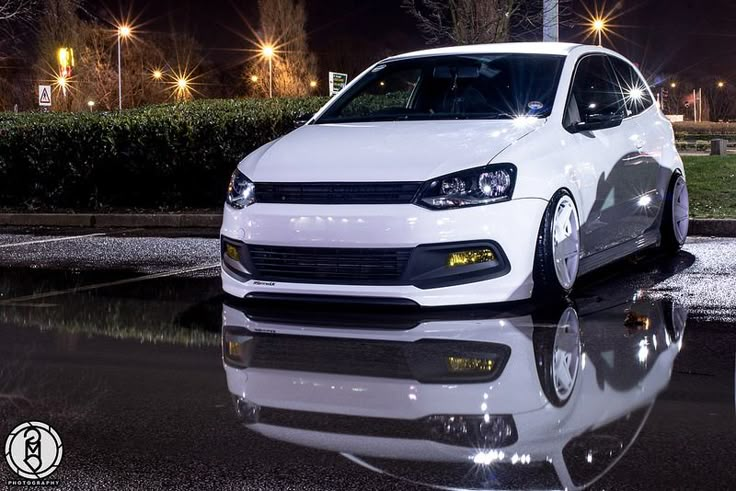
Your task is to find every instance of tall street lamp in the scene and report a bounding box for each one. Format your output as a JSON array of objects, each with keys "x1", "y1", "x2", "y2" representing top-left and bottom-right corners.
[
  {"x1": 117, "y1": 24, "x2": 132, "y2": 110},
  {"x1": 261, "y1": 44, "x2": 275, "y2": 98},
  {"x1": 592, "y1": 18, "x2": 605, "y2": 47}
]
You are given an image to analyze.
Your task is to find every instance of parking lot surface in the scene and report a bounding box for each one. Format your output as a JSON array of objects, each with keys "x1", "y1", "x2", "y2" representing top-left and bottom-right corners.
[{"x1": 1, "y1": 228, "x2": 734, "y2": 490}]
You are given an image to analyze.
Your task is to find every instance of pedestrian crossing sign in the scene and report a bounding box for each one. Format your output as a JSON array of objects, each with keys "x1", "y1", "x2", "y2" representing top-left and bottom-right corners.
[{"x1": 39, "y1": 85, "x2": 52, "y2": 107}]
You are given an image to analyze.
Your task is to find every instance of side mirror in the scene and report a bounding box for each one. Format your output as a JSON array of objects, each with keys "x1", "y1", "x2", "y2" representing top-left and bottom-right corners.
[
  {"x1": 294, "y1": 113, "x2": 314, "y2": 128},
  {"x1": 569, "y1": 112, "x2": 623, "y2": 133}
]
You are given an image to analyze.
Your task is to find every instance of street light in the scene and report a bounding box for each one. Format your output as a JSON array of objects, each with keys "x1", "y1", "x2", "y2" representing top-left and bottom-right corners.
[
  {"x1": 175, "y1": 76, "x2": 192, "y2": 101},
  {"x1": 250, "y1": 75, "x2": 259, "y2": 83},
  {"x1": 87, "y1": 100, "x2": 95, "y2": 112},
  {"x1": 117, "y1": 24, "x2": 132, "y2": 110},
  {"x1": 309, "y1": 80, "x2": 317, "y2": 89},
  {"x1": 670, "y1": 82, "x2": 677, "y2": 88},
  {"x1": 55, "y1": 75, "x2": 68, "y2": 93},
  {"x1": 592, "y1": 18, "x2": 605, "y2": 47},
  {"x1": 152, "y1": 69, "x2": 163, "y2": 81},
  {"x1": 261, "y1": 44, "x2": 275, "y2": 98},
  {"x1": 718, "y1": 81, "x2": 725, "y2": 88}
]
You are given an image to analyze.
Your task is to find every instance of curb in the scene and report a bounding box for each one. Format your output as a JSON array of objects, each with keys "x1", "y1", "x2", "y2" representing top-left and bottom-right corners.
[
  {"x1": 689, "y1": 219, "x2": 736, "y2": 237},
  {"x1": 0, "y1": 213, "x2": 223, "y2": 229},
  {"x1": 1, "y1": 214, "x2": 735, "y2": 237}
]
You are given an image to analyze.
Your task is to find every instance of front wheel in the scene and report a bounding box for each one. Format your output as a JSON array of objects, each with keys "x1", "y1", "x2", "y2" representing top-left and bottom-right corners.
[
  {"x1": 533, "y1": 190, "x2": 581, "y2": 299},
  {"x1": 660, "y1": 173, "x2": 689, "y2": 253},
  {"x1": 532, "y1": 304, "x2": 582, "y2": 407}
]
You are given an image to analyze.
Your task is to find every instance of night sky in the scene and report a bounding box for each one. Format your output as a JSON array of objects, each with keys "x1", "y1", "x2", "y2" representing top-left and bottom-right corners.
[{"x1": 72, "y1": 0, "x2": 736, "y2": 81}]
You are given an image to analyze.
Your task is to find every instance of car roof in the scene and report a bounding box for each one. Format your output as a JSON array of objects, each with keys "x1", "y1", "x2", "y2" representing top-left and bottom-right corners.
[{"x1": 386, "y1": 42, "x2": 585, "y2": 61}]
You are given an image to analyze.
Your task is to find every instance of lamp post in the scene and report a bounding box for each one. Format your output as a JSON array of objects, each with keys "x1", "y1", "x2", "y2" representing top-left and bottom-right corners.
[
  {"x1": 261, "y1": 45, "x2": 275, "y2": 98},
  {"x1": 117, "y1": 25, "x2": 131, "y2": 110},
  {"x1": 592, "y1": 18, "x2": 605, "y2": 47}
]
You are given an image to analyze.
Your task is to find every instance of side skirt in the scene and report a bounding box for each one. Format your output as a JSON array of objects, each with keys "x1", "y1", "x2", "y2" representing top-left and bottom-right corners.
[{"x1": 578, "y1": 229, "x2": 660, "y2": 276}]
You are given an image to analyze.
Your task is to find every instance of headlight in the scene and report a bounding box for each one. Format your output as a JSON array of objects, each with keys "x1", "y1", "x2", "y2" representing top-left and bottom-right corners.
[
  {"x1": 226, "y1": 169, "x2": 256, "y2": 209},
  {"x1": 415, "y1": 164, "x2": 517, "y2": 210}
]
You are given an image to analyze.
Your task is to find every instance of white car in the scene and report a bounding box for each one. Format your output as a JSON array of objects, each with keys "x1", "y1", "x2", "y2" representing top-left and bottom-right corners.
[
  {"x1": 222, "y1": 297, "x2": 686, "y2": 490},
  {"x1": 221, "y1": 42, "x2": 689, "y2": 306}
]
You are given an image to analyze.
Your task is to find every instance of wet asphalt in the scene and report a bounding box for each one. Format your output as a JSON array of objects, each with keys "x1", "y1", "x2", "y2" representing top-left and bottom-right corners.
[{"x1": 0, "y1": 227, "x2": 734, "y2": 490}]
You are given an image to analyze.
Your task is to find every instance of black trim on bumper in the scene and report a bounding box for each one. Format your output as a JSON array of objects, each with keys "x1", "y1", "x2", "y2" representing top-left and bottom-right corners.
[
  {"x1": 221, "y1": 238, "x2": 511, "y2": 290},
  {"x1": 244, "y1": 292, "x2": 420, "y2": 307}
]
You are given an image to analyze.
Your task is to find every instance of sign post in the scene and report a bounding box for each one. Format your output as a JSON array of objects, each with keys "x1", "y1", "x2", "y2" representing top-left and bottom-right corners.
[
  {"x1": 328, "y1": 72, "x2": 348, "y2": 96},
  {"x1": 38, "y1": 85, "x2": 52, "y2": 109}
]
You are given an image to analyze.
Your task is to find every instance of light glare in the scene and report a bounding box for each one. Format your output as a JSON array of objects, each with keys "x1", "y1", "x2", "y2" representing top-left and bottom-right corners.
[{"x1": 118, "y1": 25, "x2": 132, "y2": 38}]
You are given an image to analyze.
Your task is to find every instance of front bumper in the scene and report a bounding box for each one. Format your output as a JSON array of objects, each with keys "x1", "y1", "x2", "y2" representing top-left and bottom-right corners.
[{"x1": 220, "y1": 198, "x2": 547, "y2": 306}]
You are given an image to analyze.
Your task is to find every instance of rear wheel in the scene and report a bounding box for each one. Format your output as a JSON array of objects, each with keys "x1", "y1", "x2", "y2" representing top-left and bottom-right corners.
[
  {"x1": 533, "y1": 190, "x2": 580, "y2": 299},
  {"x1": 660, "y1": 173, "x2": 689, "y2": 253}
]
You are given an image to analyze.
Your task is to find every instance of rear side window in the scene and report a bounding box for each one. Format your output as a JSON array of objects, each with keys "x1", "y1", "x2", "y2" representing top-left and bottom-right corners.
[
  {"x1": 564, "y1": 55, "x2": 624, "y2": 129},
  {"x1": 608, "y1": 56, "x2": 653, "y2": 117}
]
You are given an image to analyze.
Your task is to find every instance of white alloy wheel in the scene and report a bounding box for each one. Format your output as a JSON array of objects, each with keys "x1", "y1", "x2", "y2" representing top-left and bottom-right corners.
[
  {"x1": 551, "y1": 196, "x2": 580, "y2": 290},
  {"x1": 672, "y1": 176, "x2": 689, "y2": 245},
  {"x1": 551, "y1": 306, "x2": 581, "y2": 403}
]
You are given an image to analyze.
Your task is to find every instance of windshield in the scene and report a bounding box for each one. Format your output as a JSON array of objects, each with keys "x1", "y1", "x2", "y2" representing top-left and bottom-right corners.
[{"x1": 316, "y1": 53, "x2": 565, "y2": 124}]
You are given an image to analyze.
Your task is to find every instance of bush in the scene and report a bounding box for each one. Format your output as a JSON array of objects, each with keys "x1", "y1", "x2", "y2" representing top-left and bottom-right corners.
[
  {"x1": 0, "y1": 97, "x2": 328, "y2": 210},
  {"x1": 673, "y1": 121, "x2": 736, "y2": 142}
]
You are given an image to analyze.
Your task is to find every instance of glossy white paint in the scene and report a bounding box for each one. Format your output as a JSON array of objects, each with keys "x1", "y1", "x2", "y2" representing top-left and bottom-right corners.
[
  {"x1": 240, "y1": 120, "x2": 544, "y2": 183},
  {"x1": 221, "y1": 42, "x2": 686, "y2": 305},
  {"x1": 221, "y1": 198, "x2": 546, "y2": 305}
]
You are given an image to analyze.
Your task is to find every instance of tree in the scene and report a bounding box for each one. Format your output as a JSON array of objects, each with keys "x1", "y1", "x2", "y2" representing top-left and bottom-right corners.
[
  {"x1": 33, "y1": 0, "x2": 85, "y2": 110},
  {"x1": 705, "y1": 82, "x2": 734, "y2": 122},
  {"x1": 402, "y1": 0, "x2": 572, "y2": 46},
  {"x1": 246, "y1": 0, "x2": 317, "y2": 97},
  {"x1": 0, "y1": 0, "x2": 35, "y2": 36}
]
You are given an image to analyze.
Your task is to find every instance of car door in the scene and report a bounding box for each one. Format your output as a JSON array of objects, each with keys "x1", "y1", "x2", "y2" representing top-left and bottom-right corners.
[
  {"x1": 607, "y1": 56, "x2": 664, "y2": 238},
  {"x1": 564, "y1": 54, "x2": 641, "y2": 256}
]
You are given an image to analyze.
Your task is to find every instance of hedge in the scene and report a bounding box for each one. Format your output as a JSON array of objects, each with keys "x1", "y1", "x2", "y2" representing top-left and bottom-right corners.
[
  {"x1": 672, "y1": 121, "x2": 736, "y2": 136},
  {"x1": 0, "y1": 97, "x2": 328, "y2": 210}
]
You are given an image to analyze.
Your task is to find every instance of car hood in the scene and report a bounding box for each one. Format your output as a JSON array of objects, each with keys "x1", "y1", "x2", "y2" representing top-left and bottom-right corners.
[{"x1": 239, "y1": 119, "x2": 545, "y2": 182}]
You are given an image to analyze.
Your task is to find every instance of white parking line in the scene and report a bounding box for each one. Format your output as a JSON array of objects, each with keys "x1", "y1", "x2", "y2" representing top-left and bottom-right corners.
[
  {"x1": 0, "y1": 229, "x2": 143, "y2": 249},
  {"x1": 0, "y1": 232, "x2": 106, "y2": 249},
  {"x1": 0, "y1": 263, "x2": 220, "y2": 306}
]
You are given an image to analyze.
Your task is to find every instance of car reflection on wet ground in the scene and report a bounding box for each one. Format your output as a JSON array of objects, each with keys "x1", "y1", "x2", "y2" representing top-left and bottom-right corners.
[{"x1": 0, "y1": 229, "x2": 735, "y2": 490}]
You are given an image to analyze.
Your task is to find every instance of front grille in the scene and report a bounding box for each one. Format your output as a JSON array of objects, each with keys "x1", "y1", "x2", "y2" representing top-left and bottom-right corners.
[
  {"x1": 255, "y1": 182, "x2": 422, "y2": 204},
  {"x1": 248, "y1": 245, "x2": 411, "y2": 284}
]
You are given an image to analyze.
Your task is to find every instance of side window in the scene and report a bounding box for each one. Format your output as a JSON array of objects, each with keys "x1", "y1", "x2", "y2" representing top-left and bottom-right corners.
[
  {"x1": 564, "y1": 55, "x2": 623, "y2": 129},
  {"x1": 609, "y1": 56, "x2": 653, "y2": 117}
]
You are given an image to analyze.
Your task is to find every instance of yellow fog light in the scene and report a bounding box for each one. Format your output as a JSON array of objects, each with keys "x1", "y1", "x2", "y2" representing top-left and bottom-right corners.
[
  {"x1": 447, "y1": 356, "x2": 495, "y2": 373},
  {"x1": 227, "y1": 340, "x2": 242, "y2": 359},
  {"x1": 447, "y1": 249, "x2": 495, "y2": 267},
  {"x1": 225, "y1": 243, "x2": 240, "y2": 262}
]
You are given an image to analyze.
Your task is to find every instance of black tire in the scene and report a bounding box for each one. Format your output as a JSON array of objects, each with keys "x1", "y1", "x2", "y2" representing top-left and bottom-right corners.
[
  {"x1": 660, "y1": 173, "x2": 688, "y2": 254},
  {"x1": 533, "y1": 189, "x2": 579, "y2": 300}
]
